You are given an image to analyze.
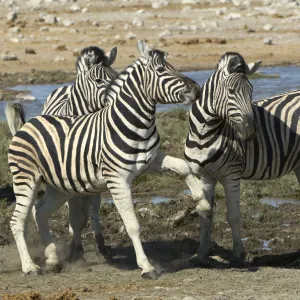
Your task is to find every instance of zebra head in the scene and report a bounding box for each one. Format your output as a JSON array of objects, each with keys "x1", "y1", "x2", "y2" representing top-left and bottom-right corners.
[
  {"x1": 80, "y1": 48, "x2": 119, "y2": 109},
  {"x1": 214, "y1": 53, "x2": 262, "y2": 140},
  {"x1": 137, "y1": 40, "x2": 201, "y2": 105},
  {"x1": 75, "y1": 45, "x2": 118, "y2": 74}
]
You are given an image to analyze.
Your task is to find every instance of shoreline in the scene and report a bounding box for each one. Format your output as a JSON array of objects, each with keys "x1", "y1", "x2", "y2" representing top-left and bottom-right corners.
[{"x1": 0, "y1": 61, "x2": 298, "y2": 90}]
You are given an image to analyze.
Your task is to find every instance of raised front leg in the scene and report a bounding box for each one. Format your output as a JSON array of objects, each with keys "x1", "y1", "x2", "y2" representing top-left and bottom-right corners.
[
  {"x1": 34, "y1": 185, "x2": 71, "y2": 272},
  {"x1": 146, "y1": 151, "x2": 210, "y2": 212},
  {"x1": 222, "y1": 178, "x2": 245, "y2": 266},
  {"x1": 107, "y1": 179, "x2": 157, "y2": 279}
]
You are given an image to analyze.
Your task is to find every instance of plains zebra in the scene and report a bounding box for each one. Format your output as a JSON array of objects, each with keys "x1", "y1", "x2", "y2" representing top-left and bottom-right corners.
[
  {"x1": 8, "y1": 41, "x2": 202, "y2": 278},
  {"x1": 184, "y1": 52, "x2": 262, "y2": 266},
  {"x1": 43, "y1": 45, "x2": 118, "y2": 115},
  {"x1": 6, "y1": 46, "x2": 119, "y2": 260}
]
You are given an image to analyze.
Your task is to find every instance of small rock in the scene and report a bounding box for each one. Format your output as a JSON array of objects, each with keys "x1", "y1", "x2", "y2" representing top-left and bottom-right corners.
[
  {"x1": 132, "y1": 17, "x2": 144, "y2": 27},
  {"x1": 69, "y1": 4, "x2": 80, "y2": 12},
  {"x1": 125, "y1": 32, "x2": 136, "y2": 40},
  {"x1": 104, "y1": 24, "x2": 114, "y2": 30},
  {"x1": 216, "y1": 7, "x2": 227, "y2": 16},
  {"x1": 44, "y1": 15, "x2": 57, "y2": 25},
  {"x1": 158, "y1": 29, "x2": 172, "y2": 39},
  {"x1": 1, "y1": 52, "x2": 18, "y2": 61},
  {"x1": 54, "y1": 56, "x2": 65, "y2": 62},
  {"x1": 9, "y1": 38, "x2": 19, "y2": 43},
  {"x1": 81, "y1": 7, "x2": 88, "y2": 13},
  {"x1": 63, "y1": 20, "x2": 74, "y2": 27},
  {"x1": 169, "y1": 209, "x2": 188, "y2": 226},
  {"x1": 263, "y1": 24, "x2": 273, "y2": 31},
  {"x1": 136, "y1": 9, "x2": 145, "y2": 14},
  {"x1": 9, "y1": 27, "x2": 20, "y2": 33},
  {"x1": 224, "y1": 12, "x2": 241, "y2": 20},
  {"x1": 16, "y1": 94, "x2": 36, "y2": 101},
  {"x1": 73, "y1": 48, "x2": 80, "y2": 56},
  {"x1": 152, "y1": 0, "x2": 169, "y2": 9},
  {"x1": 40, "y1": 26, "x2": 49, "y2": 32},
  {"x1": 232, "y1": 0, "x2": 241, "y2": 6},
  {"x1": 53, "y1": 44, "x2": 67, "y2": 51},
  {"x1": 264, "y1": 38, "x2": 273, "y2": 45},
  {"x1": 25, "y1": 48, "x2": 36, "y2": 54},
  {"x1": 7, "y1": 11, "x2": 17, "y2": 22},
  {"x1": 119, "y1": 225, "x2": 126, "y2": 234}
]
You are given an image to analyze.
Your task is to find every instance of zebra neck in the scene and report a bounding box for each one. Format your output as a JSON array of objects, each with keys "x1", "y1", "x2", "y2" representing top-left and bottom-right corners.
[
  {"x1": 106, "y1": 61, "x2": 157, "y2": 126},
  {"x1": 191, "y1": 70, "x2": 225, "y2": 126},
  {"x1": 69, "y1": 73, "x2": 90, "y2": 115}
]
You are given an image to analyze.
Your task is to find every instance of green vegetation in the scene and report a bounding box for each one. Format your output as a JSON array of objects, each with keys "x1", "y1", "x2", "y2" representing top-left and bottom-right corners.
[{"x1": 249, "y1": 72, "x2": 280, "y2": 80}]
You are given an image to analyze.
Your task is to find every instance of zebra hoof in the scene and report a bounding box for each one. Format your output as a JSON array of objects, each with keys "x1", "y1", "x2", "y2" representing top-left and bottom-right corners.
[
  {"x1": 141, "y1": 270, "x2": 158, "y2": 280},
  {"x1": 229, "y1": 258, "x2": 249, "y2": 269},
  {"x1": 25, "y1": 268, "x2": 42, "y2": 276},
  {"x1": 45, "y1": 263, "x2": 62, "y2": 273},
  {"x1": 97, "y1": 246, "x2": 113, "y2": 260},
  {"x1": 23, "y1": 264, "x2": 42, "y2": 276}
]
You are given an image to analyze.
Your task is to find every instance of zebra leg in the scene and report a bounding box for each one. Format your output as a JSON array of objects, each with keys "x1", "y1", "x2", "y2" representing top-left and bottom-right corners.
[
  {"x1": 109, "y1": 182, "x2": 157, "y2": 279},
  {"x1": 34, "y1": 185, "x2": 70, "y2": 272},
  {"x1": 88, "y1": 194, "x2": 112, "y2": 259},
  {"x1": 10, "y1": 179, "x2": 42, "y2": 275},
  {"x1": 68, "y1": 196, "x2": 89, "y2": 262},
  {"x1": 223, "y1": 178, "x2": 245, "y2": 267},
  {"x1": 146, "y1": 151, "x2": 210, "y2": 213},
  {"x1": 194, "y1": 177, "x2": 216, "y2": 265}
]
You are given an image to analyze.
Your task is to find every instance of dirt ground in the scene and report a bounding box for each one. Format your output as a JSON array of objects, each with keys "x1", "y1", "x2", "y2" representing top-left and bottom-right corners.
[{"x1": 2, "y1": 0, "x2": 300, "y2": 299}]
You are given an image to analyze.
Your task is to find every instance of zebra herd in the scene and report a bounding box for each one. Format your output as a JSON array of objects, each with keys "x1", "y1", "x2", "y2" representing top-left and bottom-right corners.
[{"x1": 4, "y1": 40, "x2": 300, "y2": 278}]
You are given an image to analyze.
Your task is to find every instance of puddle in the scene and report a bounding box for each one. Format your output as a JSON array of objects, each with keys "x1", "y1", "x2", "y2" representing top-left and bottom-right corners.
[
  {"x1": 1, "y1": 65, "x2": 300, "y2": 121},
  {"x1": 261, "y1": 240, "x2": 272, "y2": 251},
  {"x1": 260, "y1": 197, "x2": 300, "y2": 208}
]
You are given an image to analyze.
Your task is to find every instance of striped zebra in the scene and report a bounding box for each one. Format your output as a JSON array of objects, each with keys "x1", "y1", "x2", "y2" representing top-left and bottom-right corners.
[
  {"x1": 8, "y1": 41, "x2": 202, "y2": 278},
  {"x1": 43, "y1": 45, "x2": 118, "y2": 115},
  {"x1": 184, "y1": 52, "x2": 272, "y2": 266},
  {"x1": 6, "y1": 45, "x2": 119, "y2": 260}
]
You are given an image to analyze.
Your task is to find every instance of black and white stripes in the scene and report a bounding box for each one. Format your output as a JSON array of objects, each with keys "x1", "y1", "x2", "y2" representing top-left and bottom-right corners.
[{"x1": 8, "y1": 41, "x2": 201, "y2": 278}]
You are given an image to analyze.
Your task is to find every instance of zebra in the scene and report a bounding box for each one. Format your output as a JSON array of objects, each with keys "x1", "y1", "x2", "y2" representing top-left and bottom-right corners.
[
  {"x1": 43, "y1": 45, "x2": 118, "y2": 115},
  {"x1": 184, "y1": 52, "x2": 266, "y2": 266},
  {"x1": 6, "y1": 45, "x2": 119, "y2": 260},
  {"x1": 8, "y1": 40, "x2": 203, "y2": 279}
]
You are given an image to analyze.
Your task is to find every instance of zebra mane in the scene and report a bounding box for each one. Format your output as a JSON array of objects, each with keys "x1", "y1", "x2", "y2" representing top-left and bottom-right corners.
[
  {"x1": 75, "y1": 46, "x2": 107, "y2": 74},
  {"x1": 217, "y1": 52, "x2": 248, "y2": 74}
]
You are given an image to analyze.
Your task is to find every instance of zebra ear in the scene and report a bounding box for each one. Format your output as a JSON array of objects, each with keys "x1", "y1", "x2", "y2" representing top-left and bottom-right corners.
[
  {"x1": 84, "y1": 53, "x2": 95, "y2": 70},
  {"x1": 105, "y1": 46, "x2": 117, "y2": 66},
  {"x1": 137, "y1": 40, "x2": 151, "y2": 59},
  {"x1": 227, "y1": 55, "x2": 244, "y2": 74},
  {"x1": 246, "y1": 60, "x2": 262, "y2": 75}
]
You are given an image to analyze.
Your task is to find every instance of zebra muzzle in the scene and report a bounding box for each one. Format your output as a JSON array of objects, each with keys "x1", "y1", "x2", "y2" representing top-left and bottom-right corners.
[
  {"x1": 180, "y1": 80, "x2": 201, "y2": 104},
  {"x1": 235, "y1": 116, "x2": 256, "y2": 141}
]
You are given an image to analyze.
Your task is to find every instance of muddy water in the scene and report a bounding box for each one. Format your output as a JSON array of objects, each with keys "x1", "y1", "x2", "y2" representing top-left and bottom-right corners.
[
  {"x1": 1, "y1": 65, "x2": 300, "y2": 120},
  {"x1": 260, "y1": 197, "x2": 300, "y2": 208}
]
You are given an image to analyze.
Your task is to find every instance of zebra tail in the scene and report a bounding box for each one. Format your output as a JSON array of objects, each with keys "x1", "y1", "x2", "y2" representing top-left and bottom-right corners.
[{"x1": 5, "y1": 102, "x2": 26, "y2": 136}]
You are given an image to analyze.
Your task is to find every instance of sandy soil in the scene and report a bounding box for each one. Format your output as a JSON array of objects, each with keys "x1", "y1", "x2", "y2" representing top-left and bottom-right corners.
[
  {"x1": 1, "y1": 1, "x2": 300, "y2": 299},
  {"x1": 0, "y1": 0, "x2": 300, "y2": 76}
]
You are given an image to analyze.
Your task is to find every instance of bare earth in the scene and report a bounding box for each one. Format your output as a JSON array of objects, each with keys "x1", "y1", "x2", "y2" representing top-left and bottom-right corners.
[{"x1": 1, "y1": 0, "x2": 300, "y2": 299}]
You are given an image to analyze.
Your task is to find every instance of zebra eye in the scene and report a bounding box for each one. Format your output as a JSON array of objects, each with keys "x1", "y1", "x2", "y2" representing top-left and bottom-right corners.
[
  {"x1": 228, "y1": 88, "x2": 235, "y2": 94},
  {"x1": 95, "y1": 79, "x2": 103, "y2": 84},
  {"x1": 156, "y1": 67, "x2": 165, "y2": 72}
]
